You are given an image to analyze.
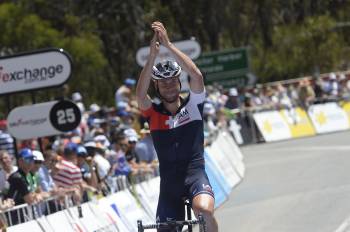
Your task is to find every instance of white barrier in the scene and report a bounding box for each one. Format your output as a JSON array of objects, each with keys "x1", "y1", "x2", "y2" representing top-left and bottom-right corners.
[
  {"x1": 207, "y1": 142, "x2": 241, "y2": 189},
  {"x1": 7, "y1": 220, "x2": 43, "y2": 232},
  {"x1": 96, "y1": 197, "x2": 130, "y2": 232},
  {"x1": 45, "y1": 210, "x2": 82, "y2": 232}
]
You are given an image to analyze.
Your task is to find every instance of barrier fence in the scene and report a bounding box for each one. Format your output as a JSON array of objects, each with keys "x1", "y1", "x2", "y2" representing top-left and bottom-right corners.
[
  {"x1": 229, "y1": 99, "x2": 350, "y2": 144},
  {"x1": 3, "y1": 130, "x2": 244, "y2": 232}
]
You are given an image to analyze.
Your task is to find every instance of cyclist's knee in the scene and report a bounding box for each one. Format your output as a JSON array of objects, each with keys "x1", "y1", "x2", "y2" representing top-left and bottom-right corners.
[{"x1": 192, "y1": 194, "x2": 215, "y2": 216}]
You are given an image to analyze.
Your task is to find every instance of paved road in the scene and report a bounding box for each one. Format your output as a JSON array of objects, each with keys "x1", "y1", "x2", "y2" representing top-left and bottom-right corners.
[{"x1": 216, "y1": 131, "x2": 350, "y2": 232}]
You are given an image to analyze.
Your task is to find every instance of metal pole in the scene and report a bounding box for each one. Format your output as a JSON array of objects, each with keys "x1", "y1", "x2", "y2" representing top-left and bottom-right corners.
[
  {"x1": 31, "y1": 92, "x2": 43, "y2": 152},
  {"x1": 6, "y1": 96, "x2": 18, "y2": 159}
]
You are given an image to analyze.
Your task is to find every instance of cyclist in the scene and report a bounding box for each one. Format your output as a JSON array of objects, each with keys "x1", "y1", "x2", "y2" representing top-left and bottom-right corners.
[{"x1": 136, "y1": 21, "x2": 218, "y2": 232}]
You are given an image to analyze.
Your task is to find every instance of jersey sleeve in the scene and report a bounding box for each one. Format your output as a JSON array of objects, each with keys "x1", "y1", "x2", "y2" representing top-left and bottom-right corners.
[{"x1": 189, "y1": 89, "x2": 206, "y2": 104}]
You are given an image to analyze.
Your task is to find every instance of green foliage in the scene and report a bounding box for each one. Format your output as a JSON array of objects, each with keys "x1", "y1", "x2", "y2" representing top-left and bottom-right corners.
[
  {"x1": 1, "y1": 0, "x2": 350, "y2": 110},
  {"x1": 252, "y1": 15, "x2": 346, "y2": 82}
]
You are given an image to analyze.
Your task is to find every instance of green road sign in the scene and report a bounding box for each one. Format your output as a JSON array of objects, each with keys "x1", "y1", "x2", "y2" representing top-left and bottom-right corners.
[{"x1": 195, "y1": 47, "x2": 249, "y2": 87}]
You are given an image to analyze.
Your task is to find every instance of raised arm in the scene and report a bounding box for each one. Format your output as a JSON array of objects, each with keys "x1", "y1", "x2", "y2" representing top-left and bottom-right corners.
[
  {"x1": 136, "y1": 34, "x2": 160, "y2": 110},
  {"x1": 151, "y1": 21, "x2": 204, "y2": 94}
]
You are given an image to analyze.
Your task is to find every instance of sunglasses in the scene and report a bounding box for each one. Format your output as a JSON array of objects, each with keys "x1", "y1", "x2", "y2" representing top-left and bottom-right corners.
[
  {"x1": 34, "y1": 161, "x2": 43, "y2": 164},
  {"x1": 23, "y1": 158, "x2": 34, "y2": 164}
]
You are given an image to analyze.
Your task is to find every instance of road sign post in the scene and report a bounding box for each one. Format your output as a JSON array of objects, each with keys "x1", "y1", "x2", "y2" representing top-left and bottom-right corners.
[{"x1": 195, "y1": 47, "x2": 250, "y2": 88}]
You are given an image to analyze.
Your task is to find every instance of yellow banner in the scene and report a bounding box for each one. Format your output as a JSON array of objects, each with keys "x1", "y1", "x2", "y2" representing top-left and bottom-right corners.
[
  {"x1": 279, "y1": 107, "x2": 315, "y2": 138},
  {"x1": 340, "y1": 101, "x2": 350, "y2": 125}
]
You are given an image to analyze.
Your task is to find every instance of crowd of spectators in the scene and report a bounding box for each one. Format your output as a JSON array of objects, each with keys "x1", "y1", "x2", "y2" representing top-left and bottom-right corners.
[{"x1": 0, "y1": 71, "x2": 349, "y2": 226}]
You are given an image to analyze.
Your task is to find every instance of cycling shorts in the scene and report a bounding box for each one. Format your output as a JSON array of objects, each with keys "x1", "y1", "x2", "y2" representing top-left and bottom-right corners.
[{"x1": 156, "y1": 168, "x2": 214, "y2": 224}]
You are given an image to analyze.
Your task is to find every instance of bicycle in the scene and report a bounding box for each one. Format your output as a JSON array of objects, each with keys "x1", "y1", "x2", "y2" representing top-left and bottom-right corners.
[{"x1": 137, "y1": 200, "x2": 207, "y2": 232}]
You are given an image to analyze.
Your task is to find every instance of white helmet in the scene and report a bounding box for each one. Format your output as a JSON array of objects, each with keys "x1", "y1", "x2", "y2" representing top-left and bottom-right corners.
[{"x1": 152, "y1": 61, "x2": 181, "y2": 80}]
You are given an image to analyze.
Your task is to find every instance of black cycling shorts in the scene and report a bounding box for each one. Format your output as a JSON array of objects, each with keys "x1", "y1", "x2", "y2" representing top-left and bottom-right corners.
[{"x1": 156, "y1": 168, "x2": 214, "y2": 224}]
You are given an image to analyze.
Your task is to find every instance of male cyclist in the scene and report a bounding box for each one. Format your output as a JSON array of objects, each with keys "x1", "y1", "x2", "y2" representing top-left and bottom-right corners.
[{"x1": 136, "y1": 21, "x2": 218, "y2": 232}]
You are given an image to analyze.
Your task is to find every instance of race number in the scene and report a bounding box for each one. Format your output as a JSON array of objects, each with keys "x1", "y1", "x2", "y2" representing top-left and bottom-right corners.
[{"x1": 50, "y1": 100, "x2": 81, "y2": 132}]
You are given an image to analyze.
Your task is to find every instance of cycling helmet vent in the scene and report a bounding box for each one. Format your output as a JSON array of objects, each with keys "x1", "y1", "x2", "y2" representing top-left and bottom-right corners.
[{"x1": 152, "y1": 61, "x2": 181, "y2": 80}]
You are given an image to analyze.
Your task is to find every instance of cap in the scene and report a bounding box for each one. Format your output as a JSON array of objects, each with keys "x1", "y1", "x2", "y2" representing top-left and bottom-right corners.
[
  {"x1": 124, "y1": 128, "x2": 139, "y2": 142},
  {"x1": 84, "y1": 141, "x2": 97, "y2": 148},
  {"x1": 229, "y1": 88, "x2": 238, "y2": 97},
  {"x1": 64, "y1": 142, "x2": 78, "y2": 155},
  {"x1": 94, "y1": 135, "x2": 111, "y2": 148},
  {"x1": 329, "y1": 72, "x2": 337, "y2": 80},
  {"x1": 89, "y1": 103, "x2": 101, "y2": 113},
  {"x1": 33, "y1": 150, "x2": 45, "y2": 161},
  {"x1": 77, "y1": 145, "x2": 88, "y2": 157},
  {"x1": 116, "y1": 101, "x2": 128, "y2": 110},
  {"x1": 203, "y1": 103, "x2": 215, "y2": 115},
  {"x1": 72, "y1": 92, "x2": 82, "y2": 102},
  {"x1": 19, "y1": 148, "x2": 34, "y2": 159},
  {"x1": 124, "y1": 78, "x2": 136, "y2": 86}
]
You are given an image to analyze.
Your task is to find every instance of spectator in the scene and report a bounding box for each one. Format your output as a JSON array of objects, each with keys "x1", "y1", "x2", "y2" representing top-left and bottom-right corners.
[
  {"x1": 76, "y1": 145, "x2": 99, "y2": 201},
  {"x1": 72, "y1": 92, "x2": 86, "y2": 113},
  {"x1": 298, "y1": 79, "x2": 315, "y2": 109},
  {"x1": 7, "y1": 148, "x2": 40, "y2": 205},
  {"x1": 85, "y1": 141, "x2": 111, "y2": 195},
  {"x1": 0, "y1": 150, "x2": 18, "y2": 195},
  {"x1": 38, "y1": 150, "x2": 60, "y2": 195},
  {"x1": 225, "y1": 88, "x2": 240, "y2": 110},
  {"x1": 329, "y1": 73, "x2": 340, "y2": 98},
  {"x1": 123, "y1": 128, "x2": 141, "y2": 169},
  {"x1": 115, "y1": 78, "x2": 136, "y2": 107},
  {"x1": 108, "y1": 138, "x2": 132, "y2": 177},
  {"x1": 0, "y1": 120, "x2": 15, "y2": 157},
  {"x1": 53, "y1": 143, "x2": 83, "y2": 203},
  {"x1": 135, "y1": 123, "x2": 158, "y2": 164},
  {"x1": 30, "y1": 151, "x2": 46, "y2": 200}
]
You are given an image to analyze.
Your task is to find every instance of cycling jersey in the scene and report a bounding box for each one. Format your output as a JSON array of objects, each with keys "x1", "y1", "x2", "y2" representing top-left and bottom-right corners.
[{"x1": 141, "y1": 89, "x2": 214, "y2": 222}]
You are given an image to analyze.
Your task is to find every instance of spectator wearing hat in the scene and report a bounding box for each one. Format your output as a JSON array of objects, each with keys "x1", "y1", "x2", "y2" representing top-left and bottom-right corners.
[
  {"x1": 7, "y1": 149, "x2": 36, "y2": 204},
  {"x1": 76, "y1": 145, "x2": 98, "y2": 195},
  {"x1": 29, "y1": 151, "x2": 46, "y2": 200},
  {"x1": 224, "y1": 88, "x2": 240, "y2": 110},
  {"x1": 108, "y1": 137, "x2": 132, "y2": 177},
  {"x1": 115, "y1": 77, "x2": 136, "y2": 107},
  {"x1": 53, "y1": 143, "x2": 83, "y2": 203},
  {"x1": 136, "y1": 123, "x2": 158, "y2": 174},
  {"x1": 84, "y1": 141, "x2": 111, "y2": 196},
  {"x1": 72, "y1": 92, "x2": 85, "y2": 113},
  {"x1": 135, "y1": 123, "x2": 158, "y2": 163},
  {"x1": 0, "y1": 120, "x2": 15, "y2": 157}
]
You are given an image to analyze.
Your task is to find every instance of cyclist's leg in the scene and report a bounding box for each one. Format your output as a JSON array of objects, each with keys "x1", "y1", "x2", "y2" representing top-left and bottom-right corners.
[
  {"x1": 187, "y1": 170, "x2": 218, "y2": 232},
  {"x1": 192, "y1": 193, "x2": 218, "y2": 232},
  {"x1": 156, "y1": 191, "x2": 185, "y2": 232}
]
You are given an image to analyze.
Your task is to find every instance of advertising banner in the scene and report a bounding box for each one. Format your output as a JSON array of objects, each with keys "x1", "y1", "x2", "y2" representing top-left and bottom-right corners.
[
  {"x1": 0, "y1": 48, "x2": 72, "y2": 95},
  {"x1": 253, "y1": 111, "x2": 291, "y2": 142},
  {"x1": 308, "y1": 102, "x2": 349, "y2": 133},
  {"x1": 7, "y1": 100, "x2": 81, "y2": 140},
  {"x1": 279, "y1": 107, "x2": 316, "y2": 138}
]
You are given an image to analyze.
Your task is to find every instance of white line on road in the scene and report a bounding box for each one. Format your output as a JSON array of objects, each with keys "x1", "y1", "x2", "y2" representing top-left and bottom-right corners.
[{"x1": 334, "y1": 216, "x2": 350, "y2": 232}]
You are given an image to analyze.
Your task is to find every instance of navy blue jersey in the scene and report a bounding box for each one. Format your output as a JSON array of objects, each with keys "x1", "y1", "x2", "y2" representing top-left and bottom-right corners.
[
  {"x1": 141, "y1": 90, "x2": 214, "y2": 222},
  {"x1": 141, "y1": 90, "x2": 206, "y2": 180}
]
